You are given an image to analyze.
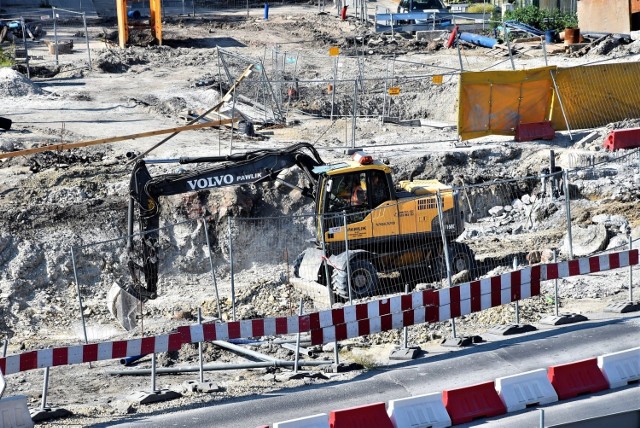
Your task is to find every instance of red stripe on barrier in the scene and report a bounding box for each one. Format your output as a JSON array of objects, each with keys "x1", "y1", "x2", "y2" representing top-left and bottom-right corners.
[
  {"x1": 275, "y1": 317, "x2": 288, "y2": 335},
  {"x1": 168, "y1": 333, "x2": 183, "y2": 352},
  {"x1": 403, "y1": 309, "x2": 414, "y2": 327},
  {"x1": 253, "y1": 319, "x2": 265, "y2": 337},
  {"x1": 548, "y1": 358, "x2": 609, "y2": 400},
  {"x1": 52, "y1": 348, "x2": 68, "y2": 367},
  {"x1": 112, "y1": 340, "x2": 128, "y2": 359},
  {"x1": 511, "y1": 270, "x2": 521, "y2": 301},
  {"x1": 140, "y1": 337, "x2": 156, "y2": 355},
  {"x1": 311, "y1": 328, "x2": 323, "y2": 346},
  {"x1": 470, "y1": 281, "x2": 481, "y2": 312},
  {"x1": 443, "y1": 381, "x2": 507, "y2": 425},
  {"x1": 358, "y1": 319, "x2": 370, "y2": 336},
  {"x1": 630, "y1": 249, "x2": 639, "y2": 265},
  {"x1": 329, "y1": 402, "x2": 393, "y2": 428},
  {"x1": 381, "y1": 314, "x2": 392, "y2": 332},
  {"x1": 332, "y1": 308, "x2": 345, "y2": 326},
  {"x1": 203, "y1": 323, "x2": 216, "y2": 341},
  {"x1": 609, "y1": 252, "x2": 620, "y2": 269},
  {"x1": 178, "y1": 326, "x2": 191, "y2": 344},
  {"x1": 426, "y1": 291, "x2": 439, "y2": 322},
  {"x1": 546, "y1": 262, "x2": 559, "y2": 280},
  {"x1": 356, "y1": 303, "x2": 368, "y2": 320},
  {"x1": 568, "y1": 259, "x2": 580, "y2": 276},
  {"x1": 0, "y1": 357, "x2": 5, "y2": 375},
  {"x1": 401, "y1": 294, "x2": 412, "y2": 311},
  {"x1": 83, "y1": 344, "x2": 98, "y2": 363},
  {"x1": 228, "y1": 321, "x2": 241, "y2": 339},
  {"x1": 491, "y1": 276, "x2": 501, "y2": 307},
  {"x1": 379, "y1": 299, "x2": 390, "y2": 316},
  {"x1": 308, "y1": 312, "x2": 320, "y2": 330},
  {"x1": 530, "y1": 265, "x2": 541, "y2": 296},
  {"x1": 449, "y1": 286, "x2": 461, "y2": 318},
  {"x1": 335, "y1": 323, "x2": 347, "y2": 341},
  {"x1": 589, "y1": 256, "x2": 600, "y2": 273},
  {"x1": 20, "y1": 351, "x2": 37, "y2": 372}
]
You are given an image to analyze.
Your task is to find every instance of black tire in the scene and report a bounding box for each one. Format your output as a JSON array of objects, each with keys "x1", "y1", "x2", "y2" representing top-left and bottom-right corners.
[
  {"x1": 292, "y1": 251, "x2": 305, "y2": 278},
  {"x1": 332, "y1": 259, "x2": 379, "y2": 299},
  {"x1": 449, "y1": 242, "x2": 476, "y2": 277}
]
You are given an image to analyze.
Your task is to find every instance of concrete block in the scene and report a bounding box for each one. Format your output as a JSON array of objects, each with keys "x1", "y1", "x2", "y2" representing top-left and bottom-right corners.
[
  {"x1": 495, "y1": 368, "x2": 558, "y2": 412},
  {"x1": 387, "y1": 392, "x2": 451, "y2": 428},
  {"x1": 128, "y1": 389, "x2": 182, "y2": 405},
  {"x1": 0, "y1": 395, "x2": 34, "y2": 428},
  {"x1": 597, "y1": 346, "x2": 640, "y2": 389}
]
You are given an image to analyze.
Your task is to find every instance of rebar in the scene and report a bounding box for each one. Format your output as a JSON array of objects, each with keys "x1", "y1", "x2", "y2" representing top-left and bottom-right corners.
[
  {"x1": 70, "y1": 247, "x2": 90, "y2": 349},
  {"x1": 203, "y1": 217, "x2": 222, "y2": 319}
]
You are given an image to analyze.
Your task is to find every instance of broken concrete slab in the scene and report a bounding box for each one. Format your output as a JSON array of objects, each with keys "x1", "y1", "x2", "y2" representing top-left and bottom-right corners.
[
  {"x1": 538, "y1": 313, "x2": 589, "y2": 326},
  {"x1": 181, "y1": 380, "x2": 222, "y2": 394},
  {"x1": 128, "y1": 389, "x2": 182, "y2": 405},
  {"x1": 562, "y1": 224, "x2": 608, "y2": 257},
  {"x1": 488, "y1": 324, "x2": 537, "y2": 336},
  {"x1": 389, "y1": 346, "x2": 421, "y2": 360},
  {"x1": 322, "y1": 362, "x2": 364, "y2": 373},
  {"x1": 30, "y1": 406, "x2": 72, "y2": 423},
  {"x1": 604, "y1": 301, "x2": 640, "y2": 314}
]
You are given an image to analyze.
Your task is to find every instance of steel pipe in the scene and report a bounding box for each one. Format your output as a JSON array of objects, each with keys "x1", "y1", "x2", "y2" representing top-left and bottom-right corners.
[{"x1": 108, "y1": 360, "x2": 332, "y2": 376}]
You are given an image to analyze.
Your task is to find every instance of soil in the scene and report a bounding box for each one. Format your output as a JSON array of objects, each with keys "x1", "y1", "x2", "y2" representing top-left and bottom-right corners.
[{"x1": 0, "y1": 3, "x2": 639, "y2": 426}]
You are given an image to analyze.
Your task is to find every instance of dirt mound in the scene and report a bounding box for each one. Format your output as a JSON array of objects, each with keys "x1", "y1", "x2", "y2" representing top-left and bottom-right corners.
[{"x1": 0, "y1": 68, "x2": 44, "y2": 97}]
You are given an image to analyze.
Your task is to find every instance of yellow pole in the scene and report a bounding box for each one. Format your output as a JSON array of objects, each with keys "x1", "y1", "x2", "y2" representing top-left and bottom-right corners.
[{"x1": 116, "y1": 0, "x2": 128, "y2": 48}]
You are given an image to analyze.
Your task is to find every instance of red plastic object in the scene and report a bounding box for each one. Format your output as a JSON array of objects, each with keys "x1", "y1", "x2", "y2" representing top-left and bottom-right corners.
[
  {"x1": 547, "y1": 358, "x2": 609, "y2": 400},
  {"x1": 515, "y1": 121, "x2": 555, "y2": 142},
  {"x1": 329, "y1": 402, "x2": 393, "y2": 428},
  {"x1": 447, "y1": 25, "x2": 459, "y2": 48},
  {"x1": 603, "y1": 127, "x2": 640, "y2": 151},
  {"x1": 443, "y1": 381, "x2": 506, "y2": 425},
  {"x1": 340, "y1": 5, "x2": 348, "y2": 20}
]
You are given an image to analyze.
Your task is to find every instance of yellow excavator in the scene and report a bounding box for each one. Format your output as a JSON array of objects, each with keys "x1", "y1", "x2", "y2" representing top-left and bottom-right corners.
[{"x1": 115, "y1": 143, "x2": 474, "y2": 326}]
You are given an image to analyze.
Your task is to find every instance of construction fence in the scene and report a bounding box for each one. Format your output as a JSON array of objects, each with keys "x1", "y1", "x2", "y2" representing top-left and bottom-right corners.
[{"x1": 67, "y1": 148, "x2": 639, "y2": 343}]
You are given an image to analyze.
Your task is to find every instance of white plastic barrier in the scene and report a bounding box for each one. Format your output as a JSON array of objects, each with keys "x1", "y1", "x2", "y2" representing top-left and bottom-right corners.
[
  {"x1": 0, "y1": 395, "x2": 34, "y2": 428},
  {"x1": 387, "y1": 392, "x2": 452, "y2": 428},
  {"x1": 273, "y1": 413, "x2": 329, "y2": 428},
  {"x1": 597, "y1": 346, "x2": 640, "y2": 389},
  {"x1": 495, "y1": 368, "x2": 558, "y2": 412}
]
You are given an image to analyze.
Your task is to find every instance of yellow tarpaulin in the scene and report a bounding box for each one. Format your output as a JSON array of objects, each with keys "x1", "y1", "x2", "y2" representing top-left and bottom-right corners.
[
  {"x1": 458, "y1": 66, "x2": 556, "y2": 141},
  {"x1": 550, "y1": 62, "x2": 640, "y2": 131}
]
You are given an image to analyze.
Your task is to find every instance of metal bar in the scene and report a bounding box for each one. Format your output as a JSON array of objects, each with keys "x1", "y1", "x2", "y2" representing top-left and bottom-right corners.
[
  {"x1": 82, "y1": 13, "x2": 92, "y2": 69},
  {"x1": 294, "y1": 298, "x2": 303, "y2": 373},
  {"x1": 319, "y1": 215, "x2": 338, "y2": 364},
  {"x1": 203, "y1": 218, "x2": 222, "y2": 319},
  {"x1": 343, "y1": 211, "x2": 353, "y2": 304},
  {"x1": 436, "y1": 191, "x2": 456, "y2": 338},
  {"x1": 151, "y1": 353, "x2": 157, "y2": 392},
  {"x1": 108, "y1": 360, "x2": 332, "y2": 376},
  {"x1": 351, "y1": 80, "x2": 357, "y2": 149},
  {"x1": 2, "y1": 339, "x2": 7, "y2": 357},
  {"x1": 228, "y1": 216, "x2": 236, "y2": 321},
  {"x1": 563, "y1": 170, "x2": 573, "y2": 259},
  {"x1": 53, "y1": 8, "x2": 59, "y2": 66},
  {"x1": 554, "y1": 250, "x2": 559, "y2": 317},
  {"x1": 629, "y1": 229, "x2": 634, "y2": 303},
  {"x1": 403, "y1": 284, "x2": 409, "y2": 348},
  {"x1": 549, "y1": 69, "x2": 573, "y2": 140},
  {"x1": 212, "y1": 340, "x2": 278, "y2": 362},
  {"x1": 40, "y1": 367, "x2": 50, "y2": 411},
  {"x1": 198, "y1": 308, "x2": 204, "y2": 382},
  {"x1": 513, "y1": 257, "x2": 519, "y2": 324},
  {"x1": 331, "y1": 56, "x2": 338, "y2": 121},
  {"x1": 70, "y1": 247, "x2": 90, "y2": 348}
]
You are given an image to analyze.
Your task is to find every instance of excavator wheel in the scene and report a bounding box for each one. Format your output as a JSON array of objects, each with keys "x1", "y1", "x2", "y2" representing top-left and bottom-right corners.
[
  {"x1": 332, "y1": 258, "x2": 379, "y2": 300},
  {"x1": 435, "y1": 242, "x2": 477, "y2": 280}
]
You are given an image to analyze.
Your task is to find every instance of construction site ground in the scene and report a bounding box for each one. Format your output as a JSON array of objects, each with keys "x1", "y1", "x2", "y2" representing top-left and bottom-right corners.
[{"x1": 1, "y1": 2, "x2": 640, "y2": 426}]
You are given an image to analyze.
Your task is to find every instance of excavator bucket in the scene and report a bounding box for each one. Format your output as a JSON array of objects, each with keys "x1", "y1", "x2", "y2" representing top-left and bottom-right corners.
[{"x1": 108, "y1": 282, "x2": 140, "y2": 331}]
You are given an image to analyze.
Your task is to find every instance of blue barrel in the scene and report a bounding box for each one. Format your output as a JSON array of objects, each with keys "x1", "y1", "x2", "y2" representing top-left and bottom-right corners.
[
  {"x1": 545, "y1": 30, "x2": 556, "y2": 43},
  {"x1": 264, "y1": 3, "x2": 269, "y2": 20},
  {"x1": 127, "y1": 10, "x2": 141, "y2": 20}
]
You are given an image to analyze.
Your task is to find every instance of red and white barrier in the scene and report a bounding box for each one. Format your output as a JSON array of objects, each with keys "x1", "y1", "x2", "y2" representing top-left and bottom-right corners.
[
  {"x1": 495, "y1": 368, "x2": 558, "y2": 412},
  {"x1": 387, "y1": 392, "x2": 451, "y2": 428},
  {"x1": 548, "y1": 358, "x2": 609, "y2": 400},
  {"x1": 329, "y1": 402, "x2": 394, "y2": 428},
  {"x1": 597, "y1": 346, "x2": 640, "y2": 389},
  {"x1": 443, "y1": 381, "x2": 506, "y2": 425},
  {"x1": 0, "y1": 250, "x2": 637, "y2": 376}
]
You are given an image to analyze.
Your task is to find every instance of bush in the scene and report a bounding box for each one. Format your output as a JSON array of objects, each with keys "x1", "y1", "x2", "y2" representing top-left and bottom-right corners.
[
  {"x1": 0, "y1": 47, "x2": 14, "y2": 67},
  {"x1": 467, "y1": 4, "x2": 497, "y2": 14},
  {"x1": 504, "y1": 5, "x2": 578, "y2": 32}
]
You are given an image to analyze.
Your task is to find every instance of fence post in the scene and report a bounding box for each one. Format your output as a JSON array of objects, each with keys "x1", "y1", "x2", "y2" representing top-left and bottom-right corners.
[
  {"x1": 553, "y1": 250, "x2": 559, "y2": 317},
  {"x1": 151, "y1": 353, "x2": 157, "y2": 392},
  {"x1": 563, "y1": 169, "x2": 573, "y2": 259},
  {"x1": 52, "y1": 7, "x2": 59, "y2": 66},
  {"x1": 351, "y1": 80, "x2": 357, "y2": 149},
  {"x1": 629, "y1": 229, "x2": 634, "y2": 303},
  {"x1": 198, "y1": 308, "x2": 204, "y2": 383},
  {"x1": 319, "y1": 215, "x2": 338, "y2": 365},
  {"x1": 294, "y1": 298, "x2": 303, "y2": 374},
  {"x1": 40, "y1": 367, "x2": 50, "y2": 411},
  {"x1": 82, "y1": 12, "x2": 92, "y2": 69},
  {"x1": 331, "y1": 56, "x2": 338, "y2": 121},
  {"x1": 436, "y1": 191, "x2": 456, "y2": 339},
  {"x1": 203, "y1": 217, "x2": 222, "y2": 319},
  {"x1": 228, "y1": 216, "x2": 236, "y2": 321},
  {"x1": 70, "y1": 246, "x2": 90, "y2": 350},
  {"x1": 513, "y1": 257, "x2": 520, "y2": 325},
  {"x1": 342, "y1": 211, "x2": 353, "y2": 304}
]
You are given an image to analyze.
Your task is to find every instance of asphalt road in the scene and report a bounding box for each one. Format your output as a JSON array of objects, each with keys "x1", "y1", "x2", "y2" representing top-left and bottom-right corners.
[{"x1": 101, "y1": 313, "x2": 640, "y2": 428}]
